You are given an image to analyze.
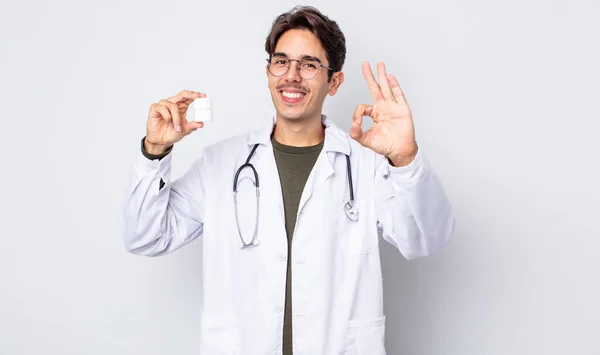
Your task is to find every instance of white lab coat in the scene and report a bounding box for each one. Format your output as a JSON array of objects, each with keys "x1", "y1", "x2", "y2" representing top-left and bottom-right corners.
[{"x1": 122, "y1": 115, "x2": 454, "y2": 355}]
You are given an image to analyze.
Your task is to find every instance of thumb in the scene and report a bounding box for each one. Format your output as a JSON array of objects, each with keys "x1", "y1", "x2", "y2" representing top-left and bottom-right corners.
[
  {"x1": 349, "y1": 117, "x2": 366, "y2": 145},
  {"x1": 350, "y1": 104, "x2": 373, "y2": 145},
  {"x1": 185, "y1": 121, "x2": 204, "y2": 134}
]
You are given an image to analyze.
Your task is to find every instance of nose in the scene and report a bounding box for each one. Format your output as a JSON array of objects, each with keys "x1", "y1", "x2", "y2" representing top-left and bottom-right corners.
[{"x1": 284, "y1": 59, "x2": 302, "y2": 82}]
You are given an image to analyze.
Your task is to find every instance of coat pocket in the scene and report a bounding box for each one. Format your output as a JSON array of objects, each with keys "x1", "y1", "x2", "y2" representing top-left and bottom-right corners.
[
  {"x1": 337, "y1": 198, "x2": 379, "y2": 255},
  {"x1": 345, "y1": 315, "x2": 386, "y2": 355},
  {"x1": 200, "y1": 309, "x2": 241, "y2": 355}
]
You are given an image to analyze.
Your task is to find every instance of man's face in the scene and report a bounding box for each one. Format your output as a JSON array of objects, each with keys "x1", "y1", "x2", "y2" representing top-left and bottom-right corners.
[{"x1": 267, "y1": 29, "x2": 343, "y2": 123}]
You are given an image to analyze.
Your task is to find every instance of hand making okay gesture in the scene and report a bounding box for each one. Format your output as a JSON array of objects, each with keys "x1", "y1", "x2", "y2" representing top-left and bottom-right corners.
[{"x1": 350, "y1": 62, "x2": 419, "y2": 167}]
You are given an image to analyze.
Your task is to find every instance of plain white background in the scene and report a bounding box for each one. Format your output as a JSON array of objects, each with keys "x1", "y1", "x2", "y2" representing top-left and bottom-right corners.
[{"x1": 1, "y1": 0, "x2": 599, "y2": 354}]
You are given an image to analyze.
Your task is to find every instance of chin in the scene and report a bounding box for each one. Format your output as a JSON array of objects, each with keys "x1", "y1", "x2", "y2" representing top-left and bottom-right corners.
[
  {"x1": 273, "y1": 104, "x2": 302, "y2": 120},
  {"x1": 277, "y1": 112, "x2": 304, "y2": 122}
]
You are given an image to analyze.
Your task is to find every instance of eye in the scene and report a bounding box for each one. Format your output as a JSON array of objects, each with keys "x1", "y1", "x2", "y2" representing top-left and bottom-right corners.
[
  {"x1": 272, "y1": 57, "x2": 288, "y2": 65},
  {"x1": 302, "y1": 61, "x2": 317, "y2": 69}
]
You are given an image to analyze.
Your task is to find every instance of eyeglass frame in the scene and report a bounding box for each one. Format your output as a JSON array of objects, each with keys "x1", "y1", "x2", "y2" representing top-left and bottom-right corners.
[{"x1": 266, "y1": 53, "x2": 333, "y2": 80}]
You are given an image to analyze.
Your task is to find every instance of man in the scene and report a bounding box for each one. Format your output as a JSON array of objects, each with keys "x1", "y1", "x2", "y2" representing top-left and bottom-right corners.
[{"x1": 123, "y1": 5, "x2": 454, "y2": 355}]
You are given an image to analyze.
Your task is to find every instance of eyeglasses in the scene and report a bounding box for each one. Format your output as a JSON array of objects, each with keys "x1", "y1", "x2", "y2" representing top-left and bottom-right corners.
[{"x1": 267, "y1": 54, "x2": 333, "y2": 80}]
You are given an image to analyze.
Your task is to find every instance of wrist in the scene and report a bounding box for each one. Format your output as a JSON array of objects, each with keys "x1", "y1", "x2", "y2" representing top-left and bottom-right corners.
[
  {"x1": 144, "y1": 139, "x2": 172, "y2": 155},
  {"x1": 388, "y1": 146, "x2": 418, "y2": 167}
]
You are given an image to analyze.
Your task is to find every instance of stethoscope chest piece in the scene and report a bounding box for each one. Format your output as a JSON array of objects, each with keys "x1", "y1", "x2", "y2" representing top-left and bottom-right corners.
[
  {"x1": 241, "y1": 239, "x2": 260, "y2": 248},
  {"x1": 344, "y1": 201, "x2": 359, "y2": 221}
]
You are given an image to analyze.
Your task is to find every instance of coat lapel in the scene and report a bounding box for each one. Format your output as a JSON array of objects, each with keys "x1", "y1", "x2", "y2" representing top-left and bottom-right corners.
[{"x1": 296, "y1": 117, "x2": 350, "y2": 216}]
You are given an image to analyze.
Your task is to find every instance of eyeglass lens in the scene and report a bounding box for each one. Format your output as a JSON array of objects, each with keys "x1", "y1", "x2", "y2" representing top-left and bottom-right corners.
[{"x1": 268, "y1": 55, "x2": 322, "y2": 79}]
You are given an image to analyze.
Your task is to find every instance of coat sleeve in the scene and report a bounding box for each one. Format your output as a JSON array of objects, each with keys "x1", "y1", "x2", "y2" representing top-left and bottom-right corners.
[
  {"x1": 122, "y1": 148, "x2": 207, "y2": 256},
  {"x1": 375, "y1": 149, "x2": 454, "y2": 260}
]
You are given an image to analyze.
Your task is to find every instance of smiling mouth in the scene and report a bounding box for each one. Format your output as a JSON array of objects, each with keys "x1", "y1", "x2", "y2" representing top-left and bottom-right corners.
[{"x1": 280, "y1": 90, "x2": 306, "y2": 103}]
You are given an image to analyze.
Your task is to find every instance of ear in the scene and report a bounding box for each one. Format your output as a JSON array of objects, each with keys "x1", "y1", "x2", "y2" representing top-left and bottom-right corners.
[{"x1": 328, "y1": 72, "x2": 344, "y2": 96}]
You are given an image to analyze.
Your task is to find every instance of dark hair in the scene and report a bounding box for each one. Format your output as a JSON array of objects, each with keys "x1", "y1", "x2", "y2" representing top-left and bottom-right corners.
[{"x1": 265, "y1": 6, "x2": 346, "y2": 81}]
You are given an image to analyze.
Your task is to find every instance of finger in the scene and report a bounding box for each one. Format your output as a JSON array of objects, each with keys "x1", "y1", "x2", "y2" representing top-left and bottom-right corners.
[
  {"x1": 349, "y1": 117, "x2": 366, "y2": 144},
  {"x1": 185, "y1": 121, "x2": 204, "y2": 134},
  {"x1": 387, "y1": 74, "x2": 407, "y2": 104},
  {"x1": 148, "y1": 103, "x2": 161, "y2": 119},
  {"x1": 377, "y1": 62, "x2": 395, "y2": 102},
  {"x1": 167, "y1": 90, "x2": 205, "y2": 104},
  {"x1": 352, "y1": 104, "x2": 374, "y2": 123},
  {"x1": 150, "y1": 103, "x2": 172, "y2": 123},
  {"x1": 178, "y1": 98, "x2": 202, "y2": 115},
  {"x1": 362, "y1": 62, "x2": 384, "y2": 103},
  {"x1": 159, "y1": 99, "x2": 182, "y2": 132}
]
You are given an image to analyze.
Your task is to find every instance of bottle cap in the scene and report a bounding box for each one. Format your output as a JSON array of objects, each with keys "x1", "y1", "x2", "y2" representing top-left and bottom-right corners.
[{"x1": 193, "y1": 97, "x2": 212, "y2": 109}]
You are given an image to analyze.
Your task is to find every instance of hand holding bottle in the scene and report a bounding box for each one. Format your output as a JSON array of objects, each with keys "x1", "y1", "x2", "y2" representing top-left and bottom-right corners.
[{"x1": 145, "y1": 90, "x2": 206, "y2": 154}]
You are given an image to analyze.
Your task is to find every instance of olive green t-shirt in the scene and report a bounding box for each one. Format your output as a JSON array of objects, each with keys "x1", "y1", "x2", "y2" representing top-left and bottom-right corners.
[{"x1": 271, "y1": 136, "x2": 324, "y2": 355}]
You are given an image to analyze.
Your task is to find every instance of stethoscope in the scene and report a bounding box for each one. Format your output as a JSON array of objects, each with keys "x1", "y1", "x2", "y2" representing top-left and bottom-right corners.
[{"x1": 233, "y1": 143, "x2": 358, "y2": 249}]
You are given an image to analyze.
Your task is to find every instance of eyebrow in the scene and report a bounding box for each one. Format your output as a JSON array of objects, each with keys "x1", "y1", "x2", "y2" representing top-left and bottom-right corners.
[{"x1": 272, "y1": 52, "x2": 323, "y2": 64}]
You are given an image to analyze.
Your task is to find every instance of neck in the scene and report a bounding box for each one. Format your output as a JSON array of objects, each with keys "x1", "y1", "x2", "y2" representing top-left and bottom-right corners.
[{"x1": 272, "y1": 114, "x2": 325, "y2": 146}]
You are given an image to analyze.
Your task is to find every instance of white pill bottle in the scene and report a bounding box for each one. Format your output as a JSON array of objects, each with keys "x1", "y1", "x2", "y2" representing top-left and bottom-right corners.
[{"x1": 190, "y1": 97, "x2": 213, "y2": 122}]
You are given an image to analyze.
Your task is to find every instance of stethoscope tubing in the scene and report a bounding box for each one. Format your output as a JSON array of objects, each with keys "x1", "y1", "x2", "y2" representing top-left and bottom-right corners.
[{"x1": 233, "y1": 143, "x2": 357, "y2": 248}]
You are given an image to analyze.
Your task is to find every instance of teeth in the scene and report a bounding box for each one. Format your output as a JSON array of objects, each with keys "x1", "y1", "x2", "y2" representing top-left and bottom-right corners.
[{"x1": 283, "y1": 91, "x2": 303, "y2": 99}]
